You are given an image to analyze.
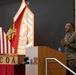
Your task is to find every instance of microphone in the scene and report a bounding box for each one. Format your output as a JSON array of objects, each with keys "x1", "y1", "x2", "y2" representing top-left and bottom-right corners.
[{"x1": 22, "y1": 56, "x2": 29, "y2": 64}]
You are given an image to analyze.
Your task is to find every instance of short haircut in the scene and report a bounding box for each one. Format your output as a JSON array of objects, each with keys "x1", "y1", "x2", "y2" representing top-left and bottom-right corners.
[{"x1": 67, "y1": 22, "x2": 75, "y2": 29}]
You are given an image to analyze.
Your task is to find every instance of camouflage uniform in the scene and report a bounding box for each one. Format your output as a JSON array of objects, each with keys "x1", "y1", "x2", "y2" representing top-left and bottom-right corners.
[{"x1": 64, "y1": 31, "x2": 76, "y2": 75}]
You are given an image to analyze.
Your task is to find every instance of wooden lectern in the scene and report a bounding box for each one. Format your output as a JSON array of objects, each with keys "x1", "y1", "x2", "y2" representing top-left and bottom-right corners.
[{"x1": 26, "y1": 46, "x2": 66, "y2": 75}]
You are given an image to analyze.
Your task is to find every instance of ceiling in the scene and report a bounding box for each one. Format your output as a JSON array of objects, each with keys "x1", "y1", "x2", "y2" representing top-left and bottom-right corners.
[{"x1": 0, "y1": 0, "x2": 22, "y2": 6}]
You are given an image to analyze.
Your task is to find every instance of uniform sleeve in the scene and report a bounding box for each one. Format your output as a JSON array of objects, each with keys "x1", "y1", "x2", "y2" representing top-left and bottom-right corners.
[{"x1": 68, "y1": 34, "x2": 76, "y2": 48}]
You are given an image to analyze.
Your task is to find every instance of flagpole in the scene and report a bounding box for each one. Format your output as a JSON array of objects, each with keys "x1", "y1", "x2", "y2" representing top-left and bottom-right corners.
[{"x1": 26, "y1": 0, "x2": 29, "y2": 45}]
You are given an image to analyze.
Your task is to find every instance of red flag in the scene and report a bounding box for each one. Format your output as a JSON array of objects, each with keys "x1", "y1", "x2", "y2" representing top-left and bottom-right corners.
[
  {"x1": 13, "y1": 0, "x2": 26, "y2": 22},
  {"x1": 7, "y1": 0, "x2": 34, "y2": 54},
  {"x1": 7, "y1": 7, "x2": 26, "y2": 53}
]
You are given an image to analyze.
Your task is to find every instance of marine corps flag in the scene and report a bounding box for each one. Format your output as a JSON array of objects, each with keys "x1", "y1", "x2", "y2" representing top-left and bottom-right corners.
[
  {"x1": 7, "y1": 7, "x2": 26, "y2": 53},
  {"x1": 7, "y1": 0, "x2": 34, "y2": 54}
]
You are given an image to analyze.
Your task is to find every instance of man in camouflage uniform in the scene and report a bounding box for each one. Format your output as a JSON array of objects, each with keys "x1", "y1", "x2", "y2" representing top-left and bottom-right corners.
[{"x1": 61, "y1": 22, "x2": 76, "y2": 75}]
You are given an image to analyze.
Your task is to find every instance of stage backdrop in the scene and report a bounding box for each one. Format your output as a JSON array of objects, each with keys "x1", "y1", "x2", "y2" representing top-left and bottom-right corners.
[{"x1": 0, "y1": 0, "x2": 74, "y2": 52}]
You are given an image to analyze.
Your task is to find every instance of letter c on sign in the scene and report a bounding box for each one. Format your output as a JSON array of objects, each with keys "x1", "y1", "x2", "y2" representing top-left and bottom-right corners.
[{"x1": 0, "y1": 57, "x2": 3, "y2": 63}]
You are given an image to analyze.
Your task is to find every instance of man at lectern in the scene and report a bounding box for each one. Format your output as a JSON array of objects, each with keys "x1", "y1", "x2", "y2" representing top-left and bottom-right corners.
[{"x1": 61, "y1": 22, "x2": 76, "y2": 75}]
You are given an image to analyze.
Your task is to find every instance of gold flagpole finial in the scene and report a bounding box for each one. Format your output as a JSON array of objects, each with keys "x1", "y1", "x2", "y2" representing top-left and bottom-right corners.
[
  {"x1": 27, "y1": 1, "x2": 29, "y2": 5},
  {"x1": 25, "y1": 0, "x2": 29, "y2": 6}
]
